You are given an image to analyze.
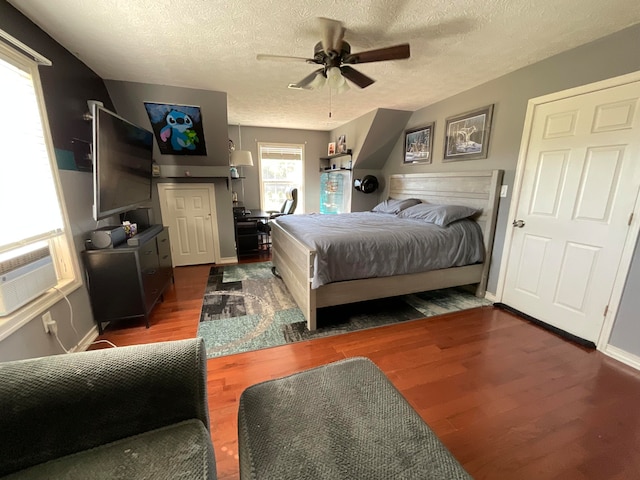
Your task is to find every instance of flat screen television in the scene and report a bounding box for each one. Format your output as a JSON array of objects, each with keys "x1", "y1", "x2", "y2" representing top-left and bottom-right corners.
[{"x1": 92, "y1": 105, "x2": 154, "y2": 221}]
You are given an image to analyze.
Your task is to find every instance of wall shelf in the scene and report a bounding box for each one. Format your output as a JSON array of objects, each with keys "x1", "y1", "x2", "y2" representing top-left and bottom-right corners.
[
  {"x1": 320, "y1": 150, "x2": 352, "y2": 172},
  {"x1": 319, "y1": 149, "x2": 352, "y2": 161}
]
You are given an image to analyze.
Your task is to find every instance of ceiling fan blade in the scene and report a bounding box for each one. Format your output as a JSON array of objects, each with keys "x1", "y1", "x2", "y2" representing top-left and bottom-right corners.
[
  {"x1": 256, "y1": 54, "x2": 313, "y2": 63},
  {"x1": 343, "y1": 43, "x2": 410, "y2": 64},
  {"x1": 318, "y1": 17, "x2": 344, "y2": 54},
  {"x1": 292, "y1": 68, "x2": 325, "y2": 89},
  {"x1": 340, "y1": 66, "x2": 375, "y2": 89}
]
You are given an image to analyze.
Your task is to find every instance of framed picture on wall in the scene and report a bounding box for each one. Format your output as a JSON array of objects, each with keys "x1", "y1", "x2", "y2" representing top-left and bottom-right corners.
[
  {"x1": 328, "y1": 142, "x2": 336, "y2": 155},
  {"x1": 443, "y1": 104, "x2": 494, "y2": 161},
  {"x1": 337, "y1": 134, "x2": 347, "y2": 153},
  {"x1": 404, "y1": 123, "x2": 434, "y2": 164},
  {"x1": 144, "y1": 102, "x2": 208, "y2": 156}
]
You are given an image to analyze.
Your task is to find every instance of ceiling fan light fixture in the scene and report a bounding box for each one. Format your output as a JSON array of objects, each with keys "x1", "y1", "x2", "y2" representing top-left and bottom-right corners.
[
  {"x1": 327, "y1": 67, "x2": 344, "y2": 89},
  {"x1": 336, "y1": 81, "x2": 350, "y2": 94},
  {"x1": 309, "y1": 72, "x2": 327, "y2": 89}
]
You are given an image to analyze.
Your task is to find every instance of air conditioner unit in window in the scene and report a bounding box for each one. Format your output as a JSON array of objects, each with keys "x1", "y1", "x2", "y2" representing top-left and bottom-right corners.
[{"x1": 0, "y1": 246, "x2": 57, "y2": 316}]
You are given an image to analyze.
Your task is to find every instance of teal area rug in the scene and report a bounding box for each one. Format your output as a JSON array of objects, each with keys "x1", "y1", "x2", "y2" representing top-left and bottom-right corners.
[{"x1": 197, "y1": 262, "x2": 491, "y2": 358}]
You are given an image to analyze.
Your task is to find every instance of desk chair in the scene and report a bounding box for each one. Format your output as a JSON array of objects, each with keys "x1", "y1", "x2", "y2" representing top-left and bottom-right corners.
[
  {"x1": 258, "y1": 187, "x2": 298, "y2": 246},
  {"x1": 267, "y1": 187, "x2": 298, "y2": 219}
]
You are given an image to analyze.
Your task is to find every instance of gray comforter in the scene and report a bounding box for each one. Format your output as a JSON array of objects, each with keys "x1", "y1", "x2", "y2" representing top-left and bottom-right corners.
[{"x1": 274, "y1": 212, "x2": 484, "y2": 289}]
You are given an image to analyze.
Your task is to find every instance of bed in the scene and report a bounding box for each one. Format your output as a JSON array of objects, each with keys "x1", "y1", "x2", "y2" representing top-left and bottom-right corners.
[{"x1": 271, "y1": 170, "x2": 504, "y2": 331}]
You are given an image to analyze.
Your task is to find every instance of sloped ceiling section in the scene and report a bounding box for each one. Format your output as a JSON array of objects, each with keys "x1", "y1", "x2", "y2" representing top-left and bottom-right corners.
[{"x1": 356, "y1": 109, "x2": 412, "y2": 169}]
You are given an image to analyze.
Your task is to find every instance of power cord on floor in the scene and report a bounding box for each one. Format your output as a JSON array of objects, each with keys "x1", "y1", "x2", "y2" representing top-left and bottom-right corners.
[
  {"x1": 50, "y1": 286, "x2": 118, "y2": 351},
  {"x1": 90, "y1": 339, "x2": 118, "y2": 348}
]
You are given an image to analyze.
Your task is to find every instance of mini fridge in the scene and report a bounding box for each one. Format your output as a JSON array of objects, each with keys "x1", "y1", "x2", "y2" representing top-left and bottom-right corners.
[{"x1": 320, "y1": 171, "x2": 351, "y2": 214}]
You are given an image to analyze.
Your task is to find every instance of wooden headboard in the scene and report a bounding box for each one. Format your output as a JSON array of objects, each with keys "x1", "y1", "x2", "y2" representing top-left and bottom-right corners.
[{"x1": 389, "y1": 170, "x2": 504, "y2": 281}]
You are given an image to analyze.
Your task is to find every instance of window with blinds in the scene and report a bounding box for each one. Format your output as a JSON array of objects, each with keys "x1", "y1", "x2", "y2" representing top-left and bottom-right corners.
[
  {"x1": 258, "y1": 143, "x2": 304, "y2": 213},
  {"x1": 0, "y1": 39, "x2": 81, "y2": 330}
]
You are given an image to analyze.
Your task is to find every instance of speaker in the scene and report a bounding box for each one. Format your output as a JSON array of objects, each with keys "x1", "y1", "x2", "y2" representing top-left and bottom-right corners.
[
  {"x1": 354, "y1": 175, "x2": 379, "y2": 194},
  {"x1": 88, "y1": 226, "x2": 127, "y2": 249}
]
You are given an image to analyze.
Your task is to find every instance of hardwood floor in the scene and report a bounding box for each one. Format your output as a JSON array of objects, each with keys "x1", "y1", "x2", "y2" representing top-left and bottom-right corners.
[{"x1": 93, "y1": 259, "x2": 640, "y2": 480}]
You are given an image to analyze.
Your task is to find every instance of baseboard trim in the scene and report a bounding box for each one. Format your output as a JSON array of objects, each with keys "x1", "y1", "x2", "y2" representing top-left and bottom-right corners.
[
  {"x1": 484, "y1": 291, "x2": 497, "y2": 303},
  {"x1": 218, "y1": 256, "x2": 238, "y2": 265},
  {"x1": 72, "y1": 325, "x2": 99, "y2": 352},
  {"x1": 604, "y1": 344, "x2": 640, "y2": 371},
  {"x1": 494, "y1": 303, "x2": 596, "y2": 349}
]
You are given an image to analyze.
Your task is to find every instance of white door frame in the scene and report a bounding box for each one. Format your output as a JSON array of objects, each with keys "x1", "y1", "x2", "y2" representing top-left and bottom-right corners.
[
  {"x1": 495, "y1": 70, "x2": 640, "y2": 352},
  {"x1": 157, "y1": 182, "x2": 221, "y2": 265}
]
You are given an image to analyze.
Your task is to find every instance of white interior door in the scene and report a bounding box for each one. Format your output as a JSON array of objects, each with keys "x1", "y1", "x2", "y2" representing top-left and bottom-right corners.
[
  {"x1": 157, "y1": 183, "x2": 219, "y2": 266},
  {"x1": 502, "y1": 80, "x2": 640, "y2": 343}
]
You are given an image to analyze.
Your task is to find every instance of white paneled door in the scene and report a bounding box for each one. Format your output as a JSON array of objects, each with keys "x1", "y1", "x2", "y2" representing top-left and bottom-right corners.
[
  {"x1": 157, "y1": 183, "x2": 219, "y2": 266},
  {"x1": 503, "y1": 80, "x2": 640, "y2": 343}
]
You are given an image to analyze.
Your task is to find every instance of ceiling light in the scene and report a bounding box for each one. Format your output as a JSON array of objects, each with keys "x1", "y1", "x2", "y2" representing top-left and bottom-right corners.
[
  {"x1": 326, "y1": 67, "x2": 344, "y2": 89},
  {"x1": 309, "y1": 72, "x2": 327, "y2": 89}
]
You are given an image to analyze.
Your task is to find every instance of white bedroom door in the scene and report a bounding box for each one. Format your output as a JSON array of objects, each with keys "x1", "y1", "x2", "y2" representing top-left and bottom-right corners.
[
  {"x1": 502, "y1": 79, "x2": 640, "y2": 343},
  {"x1": 157, "y1": 183, "x2": 219, "y2": 266}
]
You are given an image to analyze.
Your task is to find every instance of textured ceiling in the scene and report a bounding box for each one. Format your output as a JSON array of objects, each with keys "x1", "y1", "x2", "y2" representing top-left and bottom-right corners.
[{"x1": 9, "y1": 0, "x2": 640, "y2": 131}]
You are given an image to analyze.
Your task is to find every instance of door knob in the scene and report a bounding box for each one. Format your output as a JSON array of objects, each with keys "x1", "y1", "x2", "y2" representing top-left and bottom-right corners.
[{"x1": 512, "y1": 219, "x2": 525, "y2": 228}]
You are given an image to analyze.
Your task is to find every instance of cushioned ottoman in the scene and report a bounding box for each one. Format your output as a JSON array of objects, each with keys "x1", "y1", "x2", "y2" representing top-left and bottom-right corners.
[{"x1": 238, "y1": 357, "x2": 471, "y2": 480}]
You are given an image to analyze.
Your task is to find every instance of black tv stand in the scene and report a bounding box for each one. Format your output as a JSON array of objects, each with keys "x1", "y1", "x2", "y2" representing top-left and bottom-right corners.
[{"x1": 82, "y1": 225, "x2": 173, "y2": 334}]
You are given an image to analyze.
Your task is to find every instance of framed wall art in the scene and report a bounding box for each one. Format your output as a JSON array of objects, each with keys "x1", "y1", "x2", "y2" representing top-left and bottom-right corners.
[
  {"x1": 337, "y1": 134, "x2": 347, "y2": 153},
  {"x1": 328, "y1": 142, "x2": 336, "y2": 156},
  {"x1": 443, "y1": 104, "x2": 494, "y2": 161},
  {"x1": 144, "y1": 102, "x2": 207, "y2": 155},
  {"x1": 404, "y1": 122, "x2": 435, "y2": 164}
]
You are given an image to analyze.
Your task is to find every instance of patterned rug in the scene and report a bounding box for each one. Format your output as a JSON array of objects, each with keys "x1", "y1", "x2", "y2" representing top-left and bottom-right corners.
[{"x1": 197, "y1": 262, "x2": 491, "y2": 358}]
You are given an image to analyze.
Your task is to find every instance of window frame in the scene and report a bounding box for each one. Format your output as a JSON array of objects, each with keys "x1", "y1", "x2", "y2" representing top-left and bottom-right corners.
[
  {"x1": 257, "y1": 142, "x2": 305, "y2": 214},
  {"x1": 0, "y1": 42, "x2": 83, "y2": 341}
]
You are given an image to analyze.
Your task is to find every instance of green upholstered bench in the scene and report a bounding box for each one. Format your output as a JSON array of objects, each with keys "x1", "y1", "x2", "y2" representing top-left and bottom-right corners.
[
  {"x1": 0, "y1": 338, "x2": 216, "y2": 479},
  {"x1": 238, "y1": 357, "x2": 471, "y2": 480}
]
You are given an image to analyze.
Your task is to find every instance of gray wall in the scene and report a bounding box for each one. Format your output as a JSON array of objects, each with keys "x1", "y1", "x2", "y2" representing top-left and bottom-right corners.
[
  {"x1": 381, "y1": 24, "x2": 640, "y2": 295},
  {"x1": 227, "y1": 125, "x2": 330, "y2": 214},
  {"x1": 379, "y1": 24, "x2": 640, "y2": 355},
  {"x1": 104, "y1": 80, "x2": 238, "y2": 258},
  {"x1": 329, "y1": 109, "x2": 412, "y2": 212}
]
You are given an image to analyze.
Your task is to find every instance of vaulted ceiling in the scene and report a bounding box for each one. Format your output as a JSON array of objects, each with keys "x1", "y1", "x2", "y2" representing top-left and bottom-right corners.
[{"x1": 9, "y1": 0, "x2": 640, "y2": 130}]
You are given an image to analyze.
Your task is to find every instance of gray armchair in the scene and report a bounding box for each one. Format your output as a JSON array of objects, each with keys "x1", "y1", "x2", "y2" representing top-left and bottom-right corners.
[{"x1": 0, "y1": 338, "x2": 216, "y2": 479}]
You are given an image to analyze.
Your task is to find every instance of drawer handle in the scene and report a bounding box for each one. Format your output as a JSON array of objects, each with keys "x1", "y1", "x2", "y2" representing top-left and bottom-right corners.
[
  {"x1": 162, "y1": 255, "x2": 169, "y2": 260},
  {"x1": 144, "y1": 250, "x2": 153, "y2": 255},
  {"x1": 146, "y1": 269, "x2": 157, "y2": 275},
  {"x1": 160, "y1": 238, "x2": 167, "y2": 243}
]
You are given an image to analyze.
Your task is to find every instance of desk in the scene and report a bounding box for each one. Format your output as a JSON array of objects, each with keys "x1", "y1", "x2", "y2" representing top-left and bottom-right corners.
[{"x1": 234, "y1": 209, "x2": 270, "y2": 256}]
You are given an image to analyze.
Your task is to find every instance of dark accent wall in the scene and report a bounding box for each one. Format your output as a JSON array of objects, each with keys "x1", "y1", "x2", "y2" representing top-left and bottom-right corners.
[
  {"x1": 0, "y1": 1, "x2": 113, "y2": 359},
  {"x1": 0, "y1": 2, "x2": 114, "y2": 161}
]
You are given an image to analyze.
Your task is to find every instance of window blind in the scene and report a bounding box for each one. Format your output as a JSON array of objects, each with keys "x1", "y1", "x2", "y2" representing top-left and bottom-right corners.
[
  {"x1": 0, "y1": 51, "x2": 64, "y2": 254},
  {"x1": 259, "y1": 145, "x2": 303, "y2": 160}
]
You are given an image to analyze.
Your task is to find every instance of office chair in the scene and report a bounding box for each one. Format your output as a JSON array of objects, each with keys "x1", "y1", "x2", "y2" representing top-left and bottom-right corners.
[
  {"x1": 267, "y1": 187, "x2": 298, "y2": 219},
  {"x1": 258, "y1": 187, "x2": 298, "y2": 247}
]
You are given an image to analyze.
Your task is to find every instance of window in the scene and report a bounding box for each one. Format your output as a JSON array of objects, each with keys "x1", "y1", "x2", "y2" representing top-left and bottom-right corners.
[
  {"x1": 258, "y1": 143, "x2": 304, "y2": 213},
  {"x1": 0, "y1": 40, "x2": 81, "y2": 339}
]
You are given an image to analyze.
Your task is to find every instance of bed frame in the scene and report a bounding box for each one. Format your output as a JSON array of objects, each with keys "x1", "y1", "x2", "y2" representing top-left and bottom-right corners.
[{"x1": 271, "y1": 170, "x2": 504, "y2": 331}]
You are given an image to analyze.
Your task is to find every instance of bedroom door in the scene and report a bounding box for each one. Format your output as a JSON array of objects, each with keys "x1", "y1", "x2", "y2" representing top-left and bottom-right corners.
[
  {"x1": 501, "y1": 78, "x2": 640, "y2": 344},
  {"x1": 157, "y1": 183, "x2": 219, "y2": 266}
]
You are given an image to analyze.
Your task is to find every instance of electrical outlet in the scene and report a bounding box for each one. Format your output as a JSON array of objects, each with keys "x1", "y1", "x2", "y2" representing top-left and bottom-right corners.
[
  {"x1": 500, "y1": 185, "x2": 509, "y2": 198},
  {"x1": 42, "y1": 311, "x2": 54, "y2": 334}
]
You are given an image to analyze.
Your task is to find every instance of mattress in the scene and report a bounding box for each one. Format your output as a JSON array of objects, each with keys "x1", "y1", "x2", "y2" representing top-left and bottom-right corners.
[{"x1": 274, "y1": 212, "x2": 484, "y2": 289}]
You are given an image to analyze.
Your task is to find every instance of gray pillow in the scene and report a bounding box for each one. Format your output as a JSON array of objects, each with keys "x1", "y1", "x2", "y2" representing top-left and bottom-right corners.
[
  {"x1": 371, "y1": 198, "x2": 421, "y2": 214},
  {"x1": 397, "y1": 203, "x2": 480, "y2": 226}
]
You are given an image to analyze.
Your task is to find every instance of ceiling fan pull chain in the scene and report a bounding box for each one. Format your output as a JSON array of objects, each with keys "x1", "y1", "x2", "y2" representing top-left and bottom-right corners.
[{"x1": 329, "y1": 87, "x2": 332, "y2": 118}]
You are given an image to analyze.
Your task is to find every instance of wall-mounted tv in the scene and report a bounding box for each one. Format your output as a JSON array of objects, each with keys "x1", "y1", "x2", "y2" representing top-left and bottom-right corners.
[{"x1": 92, "y1": 105, "x2": 154, "y2": 221}]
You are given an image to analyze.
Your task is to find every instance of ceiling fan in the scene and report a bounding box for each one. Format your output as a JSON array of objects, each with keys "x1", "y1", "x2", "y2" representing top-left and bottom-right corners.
[{"x1": 257, "y1": 18, "x2": 410, "y2": 91}]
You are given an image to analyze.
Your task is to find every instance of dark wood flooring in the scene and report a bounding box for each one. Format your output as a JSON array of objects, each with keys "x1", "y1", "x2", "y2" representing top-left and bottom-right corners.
[{"x1": 93, "y1": 256, "x2": 640, "y2": 480}]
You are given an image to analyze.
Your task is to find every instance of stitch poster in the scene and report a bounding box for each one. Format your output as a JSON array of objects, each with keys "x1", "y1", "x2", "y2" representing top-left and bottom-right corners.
[{"x1": 144, "y1": 102, "x2": 207, "y2": 155}]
